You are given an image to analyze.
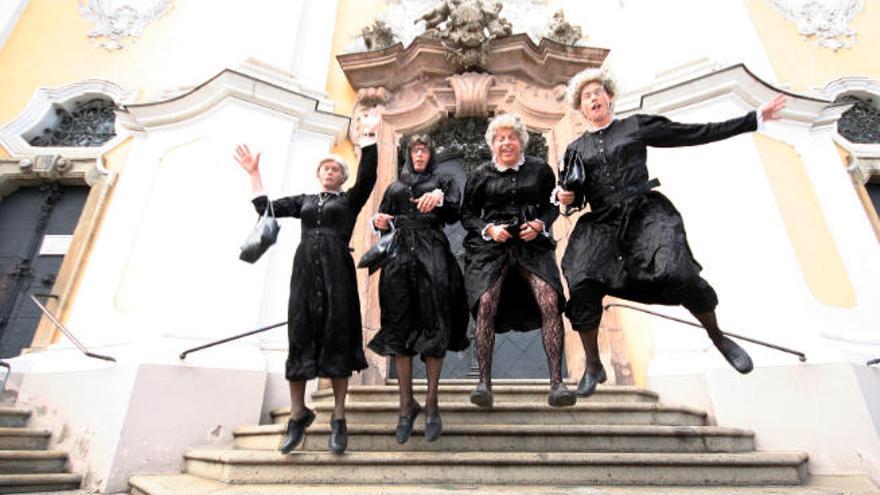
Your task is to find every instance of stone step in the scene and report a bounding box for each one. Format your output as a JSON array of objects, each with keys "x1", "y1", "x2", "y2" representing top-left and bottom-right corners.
[
  {"x1": 311, "y1": 384, "x2": 657, "y2": 404},
  {"x1": 0, "y1": 428, "x2": 51, "y2": 451},
  {"x1": 130, "y1": 473, "x2": 858, "y2": 495},
  {"x1": 0, "y1": 451, "x2": 69, "y2": 475},
  {"x1": 233, "y1": 423, "x2": 755, "y2": 453},
  {"x1": 182, "y1": 449, "x2": 808, "y2": 486},
  {"x1": 271, "y1": 402, "x2": 708, "y2": 427},
  {"x1": 0, "y1": 473, "x2": 81, "y2": 493},
  {"x1": 0, "y1": 409, "x2": 30, "y2": 429}
]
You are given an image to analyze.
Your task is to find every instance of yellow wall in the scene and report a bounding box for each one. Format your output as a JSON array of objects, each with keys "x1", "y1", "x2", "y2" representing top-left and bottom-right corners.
[
  {"x1": 756, "y1": 134, "x2": 856, "y2": 307},
  {"x1": 326, "y1": 0, "x2": 388, "y2": 172},
  {"x1": 745, "y1": 0, "x2": 880, "y2": 91}
]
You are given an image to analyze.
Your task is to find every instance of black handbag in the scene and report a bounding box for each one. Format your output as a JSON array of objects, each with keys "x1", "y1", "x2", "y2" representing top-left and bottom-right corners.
[
  {"x1": 239, "y1": 199, "x2": 280, "y2": 263},
  {"x1": 358, "y1": 225, "x2": 397, "y2": 274},
  {"x1": 560, "y1": 148, "x2": 585, "y2": 190}
]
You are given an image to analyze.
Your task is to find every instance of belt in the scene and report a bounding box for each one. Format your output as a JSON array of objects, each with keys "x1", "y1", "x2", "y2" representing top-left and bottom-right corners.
[
  {"x1": 590, "y1": 178, "x2": 660, "y2": 211},
  {"x1": 394, "y1": 216, "x2": 436, "y2": 230}
]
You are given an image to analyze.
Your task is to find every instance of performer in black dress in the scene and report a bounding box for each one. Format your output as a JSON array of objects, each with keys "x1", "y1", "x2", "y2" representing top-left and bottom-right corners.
[
  {"x1": 234, "y1": 116, "x2": 379, "y2": 454},
  {"x1": 462, "y1": 113, "x2": 577, "y2": 409},
  {"x1": 557, "y1": 68, "x2": 787, "y2": 397},
  {"x1": 369, "y1": 135, "x2": 469, "y2": 443}
]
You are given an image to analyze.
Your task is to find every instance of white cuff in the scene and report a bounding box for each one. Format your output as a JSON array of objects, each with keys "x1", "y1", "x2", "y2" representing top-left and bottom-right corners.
[
  {"x1": 370, "y1": 213, "x2": 393, "y2": 235},
  {"x1": 481, "y1": 223, "x2": 494, "y2": 241},
  {"x1": 756, "y1": 109, "x2": 764, "y2": 131},
  {"x1": 550, "y1": 185, "x2": 563, "y2": 206},
  {"x1": 358, "y1": 134, "x2": 377, "y2": 148},
  {"x1": 431, "y1": 188, "x2": 444, "y2": 207},
  {"x1": 252, "y1": 190, "x2": 268, "y2": 201},
  {"x1": 532, "y1": 219, "x2": 551, "y2": 238}
]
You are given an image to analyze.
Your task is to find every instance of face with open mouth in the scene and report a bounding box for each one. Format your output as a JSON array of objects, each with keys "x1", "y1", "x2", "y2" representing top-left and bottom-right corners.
[
  {"x1": 580, "y1": 81, "x2": 613, "y2": 128},
  {"x1": 491, "y1": 127, "x2": 523, "y2": 168}
]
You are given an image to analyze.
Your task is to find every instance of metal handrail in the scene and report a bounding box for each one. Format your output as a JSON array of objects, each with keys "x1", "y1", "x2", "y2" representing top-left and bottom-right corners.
[
  {"x1": 30, "y1": 294, "x2": 116, "y2": 363},
  {"x1": 868, "y1": 358, "x2": 880, "y2": 366},
  {"x1": 604, "y1": 303, "x2": 807, "y2": 362},
  {"x1": 179, "y1": 321, "x2": 287, "y2": 360}
]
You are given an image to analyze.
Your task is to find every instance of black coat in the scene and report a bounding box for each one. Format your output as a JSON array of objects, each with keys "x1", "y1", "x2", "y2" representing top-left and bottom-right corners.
[
  {"x1": 368, "y1": 161, "x2": 469, "y2": 358},
  {"x1": 253, "y1": 144, "x2": 377, "y2": 380},
  {"x1": 461, "y1": 156, "x2": 566, "y2": 333},
  {"x1": 560, "y1": 112, "x2": 757, "y2": 295}
]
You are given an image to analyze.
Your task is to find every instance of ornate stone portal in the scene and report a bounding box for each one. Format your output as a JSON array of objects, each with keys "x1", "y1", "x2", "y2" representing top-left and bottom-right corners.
[{"x1": 338, "y1": 27, "x2": 633, "y2": 384}]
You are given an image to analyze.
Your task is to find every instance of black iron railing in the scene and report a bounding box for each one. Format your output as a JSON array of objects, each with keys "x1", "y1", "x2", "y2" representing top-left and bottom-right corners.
[
  {"x1": 179, "y1": 321, "x2": 287, "y2": 360},
  {"x1": 604, "y1": 303, "x2": 807, "y2": 362}
]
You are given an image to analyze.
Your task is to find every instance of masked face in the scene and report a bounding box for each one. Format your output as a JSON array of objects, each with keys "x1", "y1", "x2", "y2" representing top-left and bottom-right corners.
[
  {"x1": 410, "y1": 144, "x2": 431, "y2": 172},
  {"x1": 492, "y1": 127, "x2": 523, "y2": 168},
  {"x1": 579, "y1": 81, "x2": 614, "y2": 128},
  {"x1": 317, "y1": 160, "x2": 345, "y2": 191}
]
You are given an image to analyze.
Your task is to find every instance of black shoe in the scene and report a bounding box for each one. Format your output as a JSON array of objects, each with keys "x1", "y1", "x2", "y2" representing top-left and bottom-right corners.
[
  {"x1": 279, "y1": 408, "x2": 315, "y2": 454},
  {"x1": 425, "y1": 413, "x2": 442, "y2": 442},
  {"x1": 713, "y1": 336, "x2": 754, "y2": 374},
  {"x1": 329, "y1": 417, "x2": 348, "y2": 454},
  {"x1": 576, "y1": 365, "x2": 607, "y2": 398},
  {"x1": 469, "y1": 382, "x2": 493, "y2": 408},
  {"x1": 547, "y1": 383, "x2": 577, "y2": 407},
  {"x1": 395, "y1": 400, "x2": 422, "y2": 444}
]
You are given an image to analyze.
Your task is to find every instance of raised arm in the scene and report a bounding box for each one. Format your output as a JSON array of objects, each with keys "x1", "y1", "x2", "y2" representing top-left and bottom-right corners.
[
  {"x1": 236, "y1": 143, "x2": 304, "y2": 217},
  {"x1": 346, "y1": 143, "x2": 379, "y2": 212},
  {"x1": 638, "y1": 112, "x2": 757, "y2": 148}
]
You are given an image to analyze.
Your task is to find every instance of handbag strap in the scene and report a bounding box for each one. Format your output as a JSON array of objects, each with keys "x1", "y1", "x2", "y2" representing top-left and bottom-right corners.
[{"x1": 263, "y1": 197, "x2": 275, "y2": 219}]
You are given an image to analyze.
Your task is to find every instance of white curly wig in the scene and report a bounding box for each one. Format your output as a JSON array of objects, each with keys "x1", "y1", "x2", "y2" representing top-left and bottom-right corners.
[
  {"x1": 485, "y1": 113, "x2": 530, "y2": 150},
  {"x1": 315, "y1": 154, "x2": 350, "y2": 184},
  {"x1": 564, "y1": 67, "x2": 618, "y2": 111}
]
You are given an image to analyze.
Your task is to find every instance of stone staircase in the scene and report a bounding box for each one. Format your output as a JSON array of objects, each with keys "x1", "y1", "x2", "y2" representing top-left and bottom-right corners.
[
  {"x1": 128, "y1": 379, "x2": 826, "y2": 494},
  {"x1": 0, "y1": 403, "x2": 81, "y2": 493}
]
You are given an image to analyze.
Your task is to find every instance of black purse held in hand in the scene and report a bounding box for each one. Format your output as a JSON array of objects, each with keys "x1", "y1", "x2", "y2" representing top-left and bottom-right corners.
[
  {"x1": 239, "y1": 199, "x2": 280, "y2": 263},
  {"x1": 559, "y1": 149, "x2": 586, "y2": 216},
  {"x1": 358, "y1": 224, "x2": 398, "y2": 274}
]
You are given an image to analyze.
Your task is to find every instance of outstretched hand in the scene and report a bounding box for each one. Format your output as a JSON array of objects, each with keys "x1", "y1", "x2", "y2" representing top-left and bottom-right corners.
[
  {"x1": 760, "y1": 94, "x2": 787, "y2": 122},
  {"x1": 234, "y1": 144, "x2": 261, "y2": 175}
]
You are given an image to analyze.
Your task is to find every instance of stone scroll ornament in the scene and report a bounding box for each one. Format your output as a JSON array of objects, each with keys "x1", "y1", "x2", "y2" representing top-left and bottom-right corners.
[
  {"x1": 79, "y1": 0, "x2": 173, "y2": 50},
  {"x1": 766, "y1": 0, "x2": 863, "y2": 50}
]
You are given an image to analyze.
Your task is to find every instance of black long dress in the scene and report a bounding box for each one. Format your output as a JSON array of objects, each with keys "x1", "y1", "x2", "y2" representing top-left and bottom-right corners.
[
  {"x1": 367, "y1": 155, "x2": 469, "y2": 358},
  {"x1": 461, "y1": 156, "x2": 566, "y2": 332},
  {"x1": 560, "y1": 112, "x2": 757, "y2": 328},
  {"x1": 253, "y1": 144, "x2": 378, "y2": 380}
]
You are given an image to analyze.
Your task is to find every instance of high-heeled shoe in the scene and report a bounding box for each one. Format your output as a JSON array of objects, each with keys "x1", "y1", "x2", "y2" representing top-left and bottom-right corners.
[
  {"x1": 329, "y1": 416, "x2": 348, "y2": 454},
  {"x1": 279, "y1": 408, "x2": 315, "y2": 454},
  {"x1": 395, "y1": 400, "x2": 421, "y2": 444}
]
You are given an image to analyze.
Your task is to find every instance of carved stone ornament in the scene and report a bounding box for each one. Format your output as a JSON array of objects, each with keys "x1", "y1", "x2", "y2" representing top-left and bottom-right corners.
[
  {"x1": 361, "y1": 19, "x2": 398, "y2": 51},
  {"x1": 415, "y1": 0, "x2": 513, "y2": 71},
  {"x1": 79, "y1": 0, "x2": 173, "y2": 50},
  {"x1": 766, "y1": 0, "x2": 863, "y2": 50},
  {"x1": 544, "y1": 9, "x2": 584, "y2": 46}
]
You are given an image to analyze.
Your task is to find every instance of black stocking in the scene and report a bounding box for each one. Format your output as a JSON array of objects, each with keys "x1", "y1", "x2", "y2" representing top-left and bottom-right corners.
[
  {"x1": 474, "y1": 265, "x2": 509, "y2": 385},
  {"x1": 519, "y1": 267, "x2": 564, "y2": 388}
]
